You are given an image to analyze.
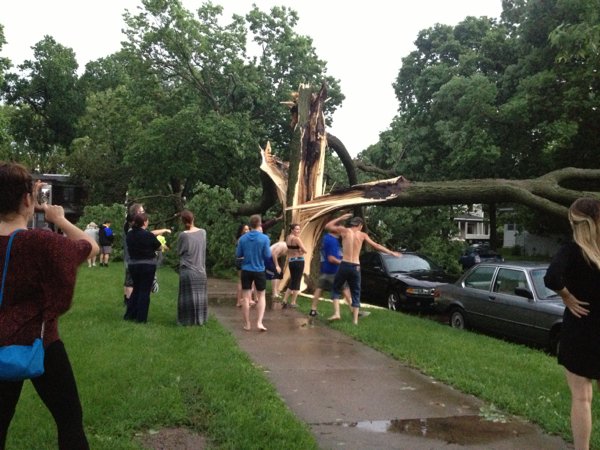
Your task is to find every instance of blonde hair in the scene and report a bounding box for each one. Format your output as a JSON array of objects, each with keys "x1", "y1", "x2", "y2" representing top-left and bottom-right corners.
[{"x1": 569, "y1": 198, "x2": 600, "y2": 269}]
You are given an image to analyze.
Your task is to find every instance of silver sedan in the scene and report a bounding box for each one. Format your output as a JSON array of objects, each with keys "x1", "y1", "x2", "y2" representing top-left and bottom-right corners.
[{"x1": 434, "y1": 262, "x2": 564, "y2": 353}]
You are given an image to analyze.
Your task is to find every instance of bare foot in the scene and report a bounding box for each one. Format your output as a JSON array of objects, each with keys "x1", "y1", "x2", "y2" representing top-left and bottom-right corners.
[
  {"x1": 257, "y1": 324, "x2": 267, "y2": 332},
  {"x1": 243, "y1": 324, "x2": 251, "y2": 331},
  {"x1": 328, "y1": 315, "x2": 341, "y2": 321}
]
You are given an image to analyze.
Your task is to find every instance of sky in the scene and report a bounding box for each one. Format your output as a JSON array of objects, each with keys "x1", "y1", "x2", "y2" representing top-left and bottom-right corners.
[{"x1": 1, "y1": 0, "x2": 503, "y2": 156}]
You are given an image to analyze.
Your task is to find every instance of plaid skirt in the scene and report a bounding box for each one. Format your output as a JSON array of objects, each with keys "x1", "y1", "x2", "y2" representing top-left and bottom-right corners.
[{"x1": 177, "y1": 268, "x2": 208, "y2": 325}]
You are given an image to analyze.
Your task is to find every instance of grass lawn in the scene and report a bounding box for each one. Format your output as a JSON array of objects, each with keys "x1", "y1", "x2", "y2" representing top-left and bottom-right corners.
[
  {"x1": 5, "y1": 265, "x2": 318, "y2": 450},
  {"x1": 6, "y1": 264, "x2": 598, "y2": 449}
]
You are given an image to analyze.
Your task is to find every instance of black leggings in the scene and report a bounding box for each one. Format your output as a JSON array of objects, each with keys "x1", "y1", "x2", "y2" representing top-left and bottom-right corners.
[{"x1": 0, "y1": 340, "x2": 89, "y2": 450}]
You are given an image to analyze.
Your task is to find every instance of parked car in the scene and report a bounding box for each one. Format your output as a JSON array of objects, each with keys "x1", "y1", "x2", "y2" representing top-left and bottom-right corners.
[
  {"x1": 459, "y1": 244, "x2": 504, "y2": 270},
  {"x1": 434, "y1": 262, "x2": 564, "y2": 353},
  {"x1": 359, "y1": 251, "x2": 458, "y2": 311}
]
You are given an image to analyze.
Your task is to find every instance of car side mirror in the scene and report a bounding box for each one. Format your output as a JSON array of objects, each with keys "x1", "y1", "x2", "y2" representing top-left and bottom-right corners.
[{"x1": 514, "y1": 286, "x2": 534, "y2": 300}]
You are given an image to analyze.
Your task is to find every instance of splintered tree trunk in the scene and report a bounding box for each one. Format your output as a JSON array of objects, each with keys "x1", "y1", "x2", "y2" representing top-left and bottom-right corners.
[{"x1": 261, "y1": 83, "x2": 329, "y2": 291}]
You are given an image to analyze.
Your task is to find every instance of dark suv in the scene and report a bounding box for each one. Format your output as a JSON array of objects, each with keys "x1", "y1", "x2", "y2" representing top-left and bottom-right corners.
[{"x1": 459, "y1": 245, "x2": 504, "y2": 270}]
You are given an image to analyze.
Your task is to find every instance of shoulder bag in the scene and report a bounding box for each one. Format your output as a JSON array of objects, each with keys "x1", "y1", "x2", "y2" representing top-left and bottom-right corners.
[{"x1": 0, "y1": 230, "x2": 45, "y2": 381}]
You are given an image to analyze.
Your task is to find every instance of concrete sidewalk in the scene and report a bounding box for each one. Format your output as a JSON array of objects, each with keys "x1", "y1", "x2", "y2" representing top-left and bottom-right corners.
[{"x1": 207, "y1": 280, "x2": 570, "y2": 450}]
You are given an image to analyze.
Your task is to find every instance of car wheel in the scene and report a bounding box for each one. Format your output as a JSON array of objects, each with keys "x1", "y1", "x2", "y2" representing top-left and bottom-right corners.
[
  {"x1": 387, "y1": 292, "x2": 400, "y2": 311},
  {"x1": 449, "y1": 308, "x2": 466, "y2": 329}
]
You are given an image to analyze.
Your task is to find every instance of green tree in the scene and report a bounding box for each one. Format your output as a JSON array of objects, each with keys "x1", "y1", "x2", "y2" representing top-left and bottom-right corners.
[{"x1": 2, "y1": 36, "x2": 85, "y2": 171}]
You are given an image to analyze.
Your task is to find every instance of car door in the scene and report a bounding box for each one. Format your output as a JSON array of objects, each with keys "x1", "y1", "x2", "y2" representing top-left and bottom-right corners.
[
  {"x1": 486, "y1": 268, "x2": 540, "y2": 341},
  {"x1": 459, "y1": 265, "x2": 498, "y2": 328},
  {"x1": 360, "y1": 253, "x2": 388, "y2": 304}
]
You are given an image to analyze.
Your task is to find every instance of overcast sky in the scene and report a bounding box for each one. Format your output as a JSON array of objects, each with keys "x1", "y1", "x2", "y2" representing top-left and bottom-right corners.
[{"x1": 1, "y1": 0, "x2": 503, "y2": 155}]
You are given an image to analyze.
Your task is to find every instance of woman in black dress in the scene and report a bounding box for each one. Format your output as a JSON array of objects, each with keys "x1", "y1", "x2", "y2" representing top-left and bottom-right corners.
[{"x1": 544, "y1": 197, "x2": 600, "y2": 450}]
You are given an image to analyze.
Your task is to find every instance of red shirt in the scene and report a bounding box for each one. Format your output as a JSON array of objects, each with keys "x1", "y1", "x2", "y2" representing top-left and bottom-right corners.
[{"x1": 0, "y1": 229, "x2": 91, "y2": 347}]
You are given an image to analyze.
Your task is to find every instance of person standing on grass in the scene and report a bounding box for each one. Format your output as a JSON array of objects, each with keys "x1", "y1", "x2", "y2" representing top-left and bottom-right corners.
[
  {"x1": 236, "y1": 215, "x2": 271, "y2": 331},
  {"x1": 98, "y1": 219, "x2": 114, "y2": 267},
  {"x1": 123, "y1": 203, "x2": 170, "y2": 306},
  {"x1": 544, "y1": 197, "x2": 600, "y2": 450},
  {"x1": 281, "y1": 224, "x2": 307, "y2": 309},
  {"x1": 124, "y1": 213, "x2": 161, "y2": 323},
  {"x1": 177, "y1": 210, "x2": 207, "y2": 326},
  {"x1": 325, "y1": 213, "x2": 401, "y2": 324},
  {"x1": 309, "y1": 230, "x2": 352, "y2": 318},
  {"x1": 0, "y1": 161, "x2": 98, "y2": 450},
  {"x1": 84, "y1": 222, "x2": 99, "y2": 267}
]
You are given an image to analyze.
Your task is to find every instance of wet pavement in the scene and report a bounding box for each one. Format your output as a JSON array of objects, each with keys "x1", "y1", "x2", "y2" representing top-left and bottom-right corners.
[{"x1": 207, "y1": 279, "x2": 571, "y2": 450}]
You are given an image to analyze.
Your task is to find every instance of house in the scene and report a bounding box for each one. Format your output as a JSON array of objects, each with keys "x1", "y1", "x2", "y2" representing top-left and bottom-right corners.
[
  {"x1": 502, "y1": 224, "x2": 564, "y2": 258},
  {"x1": 453, "y1": 206, "x2": 490, "y2": 242}
]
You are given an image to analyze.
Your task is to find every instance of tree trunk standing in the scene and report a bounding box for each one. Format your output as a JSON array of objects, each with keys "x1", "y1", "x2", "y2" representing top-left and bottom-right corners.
[{"x1": 274, "y1": 84, "x2": 330, "y2": 292}]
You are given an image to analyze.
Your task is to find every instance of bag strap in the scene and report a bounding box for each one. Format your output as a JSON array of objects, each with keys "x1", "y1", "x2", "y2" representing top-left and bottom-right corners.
[
  {"x1": 0, "y1": 229, "x2": 44, "y2": 339},
  {"x1": 0, "y1": 230, "x2": 22, "y2": 307}
]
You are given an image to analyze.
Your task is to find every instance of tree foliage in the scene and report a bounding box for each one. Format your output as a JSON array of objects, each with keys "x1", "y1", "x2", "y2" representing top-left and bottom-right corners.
[{"x1": 2, "y1": 36, "x2": 84, "y2": 171}]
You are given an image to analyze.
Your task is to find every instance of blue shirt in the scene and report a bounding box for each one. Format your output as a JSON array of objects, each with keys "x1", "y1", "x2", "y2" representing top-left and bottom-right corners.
[
  {"x1": 236, "y1": 230, "x2": 272, "y2": 272},
  {"x1": 321, "y1": 233, "x2": 342, "y2": 274}
]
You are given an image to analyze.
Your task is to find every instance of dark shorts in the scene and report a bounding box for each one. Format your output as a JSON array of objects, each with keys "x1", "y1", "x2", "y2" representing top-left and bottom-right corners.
[
  {"x1": 265, "y1": 258, "x2": 283, "y2": 280},
  {"x1": 318, "y1": 273, "x2": 336, "y2": 291},
  {"x1": 241, "y1": 270, "x2": 267, "y2": 291},
  {"x1": 332, "y1": 262, "x2": 361, "y2": 308},
  {"x1": 101, "y1": 245, "x2": 112, "y2": 255}
]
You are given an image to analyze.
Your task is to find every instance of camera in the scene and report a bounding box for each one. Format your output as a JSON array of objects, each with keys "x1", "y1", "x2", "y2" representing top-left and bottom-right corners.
[{"x1": 37, "y1": 183, "x2": 52, "y2": 206}]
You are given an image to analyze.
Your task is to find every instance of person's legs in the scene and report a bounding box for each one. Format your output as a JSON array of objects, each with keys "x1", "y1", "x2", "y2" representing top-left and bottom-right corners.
[
  {"x1": 272, "y1": 278, "x2": 280, "y2": 300},
  {"x1": 311, "y1": 288, "x2": 322, "y2": 312},
  {"x1": 32, "y1": 341, "x2": 89, "y2": 450},
  {"x1": 565, "y1": 369, "x2": 593, "y2": 450},
  {"x1": 240, "y1": 271, "x2": 253, "y2": 330},
  {"x1": 346, "y1": 265, "x2": 362, "y2": 325},
  {"x1": 329, "y1": 271, "x2": 346, "y2": 321},
  {"x1": 134, "y1": 264, "x2": 156, "y2": 323},
  {"x1": 256, "y1": 289, "x2": 267, "y2": 331},
  {"x1": 123, "y1": 266, "x2": 134, "y2": 305},
  {"x1": 0, "y1": 379, "x2": 24, "y2": 448},
  {"x1": 253, "y1": 272, "x2": 268, "y2": 331},
  {"x1": 288, "y1": 260, "x2": 304, "y2": 306}
]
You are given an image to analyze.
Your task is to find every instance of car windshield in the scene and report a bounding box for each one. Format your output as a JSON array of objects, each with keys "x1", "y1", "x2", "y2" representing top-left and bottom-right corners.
[
  {"x1": 530, "y1": 268, "x2": 558, "y2": 300},
  {"x1": 382, "y1": 254, "x2": 439, "y2": 273}
]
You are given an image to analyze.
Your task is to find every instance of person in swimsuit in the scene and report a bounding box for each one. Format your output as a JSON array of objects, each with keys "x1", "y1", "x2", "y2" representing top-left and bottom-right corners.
[
  {"x1": 325, "y1": 213, "x2": 401, "y2": 324},
  {"x1": 281, "y1": 223, "x2": 307, "y2": 308}
]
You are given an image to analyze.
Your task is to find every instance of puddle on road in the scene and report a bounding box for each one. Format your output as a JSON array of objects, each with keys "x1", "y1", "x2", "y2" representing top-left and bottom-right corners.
[{"x1": 321, "y1": 415, "x2": 535, "y2": 446}]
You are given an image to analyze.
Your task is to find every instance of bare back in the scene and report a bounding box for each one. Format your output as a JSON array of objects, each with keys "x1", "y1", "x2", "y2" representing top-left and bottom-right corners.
[{"x1": 339, "y1": 227, "x2": 367, "y2": 264}]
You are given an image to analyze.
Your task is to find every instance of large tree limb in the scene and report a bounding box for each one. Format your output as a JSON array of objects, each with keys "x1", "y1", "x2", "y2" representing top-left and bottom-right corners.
[{"x1": 288, "y1": 168, "x2": 600, "y2": 222}]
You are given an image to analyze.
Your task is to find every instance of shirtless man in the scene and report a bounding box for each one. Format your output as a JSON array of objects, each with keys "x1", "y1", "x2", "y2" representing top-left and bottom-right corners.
[{"x1": 325, "y1": 213, "x2": 401, "y2": 324}]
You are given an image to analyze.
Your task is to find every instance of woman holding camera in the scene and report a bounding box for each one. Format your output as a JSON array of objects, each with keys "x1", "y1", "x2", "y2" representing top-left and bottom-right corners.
[{"x1": 0, "y1": 162, "x2": 98, "y2": 449}]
